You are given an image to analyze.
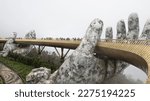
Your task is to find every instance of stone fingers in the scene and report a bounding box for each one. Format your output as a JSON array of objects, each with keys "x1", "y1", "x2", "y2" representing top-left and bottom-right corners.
[
  {"x1": 117, "y1": 20, "x2": 126, "y2": 40},
  {"x1": 127, "y1": 13, "x2": 139, "y2": 40},
  {"x1": 140, "y1": 19, "x2": 150, "y2": 40}
]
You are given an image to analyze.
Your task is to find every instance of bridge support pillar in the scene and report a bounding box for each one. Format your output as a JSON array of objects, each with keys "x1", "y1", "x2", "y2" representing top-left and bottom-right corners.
[
  {"x1": 60, "y1": 48, "x2": 64, "y2": 63},
  {"x1": 37, "y1": 45, "x2": 45, "y2": 55},
  {"x1": 54, "y1": 47, "x2": 70, "y2": 63}
]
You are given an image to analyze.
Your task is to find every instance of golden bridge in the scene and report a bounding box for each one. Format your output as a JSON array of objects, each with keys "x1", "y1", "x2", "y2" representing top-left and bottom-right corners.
[{"x1": 0, "y1": 38, "x2": 150, "y2": 83}]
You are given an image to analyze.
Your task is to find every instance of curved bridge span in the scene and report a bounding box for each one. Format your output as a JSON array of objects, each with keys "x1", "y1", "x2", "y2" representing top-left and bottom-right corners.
[{"x1": 0, "y1": 39, "x2": 150, "y2": 83}]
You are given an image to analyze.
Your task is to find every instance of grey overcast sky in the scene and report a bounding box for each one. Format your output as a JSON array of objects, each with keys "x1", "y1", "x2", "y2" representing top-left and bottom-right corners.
[
  {"x1": 0, "y1": 0, "x2": 150, "y2": 38},
  {"x1": 0, "y1": 0, "x2": 149, "y2": 81}
]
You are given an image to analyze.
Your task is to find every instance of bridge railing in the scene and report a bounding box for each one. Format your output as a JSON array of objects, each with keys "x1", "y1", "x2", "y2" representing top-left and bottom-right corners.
[
  {"x1": 100, "y1": 39, "x2": 150, "y2": 46},
  {"x1": 1, "y1": 38, "x2": 150, "y2": 46}
]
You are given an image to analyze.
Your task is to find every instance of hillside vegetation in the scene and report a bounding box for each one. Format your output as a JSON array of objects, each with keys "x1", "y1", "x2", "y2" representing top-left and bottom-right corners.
[{"x1": 0, "y1": 46, "x2": 61, "y2": 83}]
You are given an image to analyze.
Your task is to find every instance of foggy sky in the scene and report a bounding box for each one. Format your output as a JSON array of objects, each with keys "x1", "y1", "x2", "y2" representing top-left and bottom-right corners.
[{"x1": 0, "y1": 0, "x2": 150, "y2": 38}]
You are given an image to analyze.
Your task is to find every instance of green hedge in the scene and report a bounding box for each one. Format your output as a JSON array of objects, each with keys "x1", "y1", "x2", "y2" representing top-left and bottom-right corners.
[{"x1": 8, "y1": 52, "x2": 59, "y2": 73}]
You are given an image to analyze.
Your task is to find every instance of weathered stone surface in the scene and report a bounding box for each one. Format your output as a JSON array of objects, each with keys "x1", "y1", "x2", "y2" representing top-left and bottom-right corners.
[
  {"x1": 105, "y1": 27, "x2": 113, "y2": 40},
  {"x1": 140, "y1": 19, "x2": 150, "y2": 40},
  {"x1": 104, "y1": 13, "x2": 140, "y2": 83},
  {"x1": 127, "y1": 13, "x2": 139, "y2": 39},
  {"x1": 105, "y1": 60, "x2": 115, "y2": 79},
  {"x1": 26, "y1": 67, "x2": 51, "y2": 84},
  {"x1": 0, "y1": 31, "x2": 36, "y2": 57},
  {"x1": 51, "y1": 18, "x2": 105, "y2": 84},
  {"x1": 104, "y1": 19, "x2": 128, "y2": 81},
  {"x1": 102, "y1": 27, "x2": 115, "y2": 80},
  {"x1": 115, "y1": 61, "x2": 128, "y2": 73},
  {"x1": 0, "y1": 32, "x2": 17, "y2": 57},
  {"x1": 25, "y1": 30, "x2": 36, "y2": 39},
  {"x1": 117, "y1": 20, "x2": 126, "y2": 39},
  {"x1": 13, "y1": 46, "x2": 33, "y2": 55},
  {"x1": 115, "y1": 13, "x2": 137, "y2": 74},
  {"x1": 116, "y1": 19, "x2": 128, "y2": 73},
  {"x1": 0, "y1": 63, "x2": 23, "y2": 84},
  {"x1": 13, "y1": 31, "x2": 36, "y2": 55}
]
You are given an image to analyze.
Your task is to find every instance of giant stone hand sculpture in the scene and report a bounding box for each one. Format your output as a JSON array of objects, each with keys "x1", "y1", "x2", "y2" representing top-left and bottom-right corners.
[
  {"x1": 26, "y1": 12, "x2": 149, "y2": 84},
  {"x1": 54, "y1": 18, "x2": 105, "y2": 83},
  {"x1": 0, "y1": 32, "x2": 17, "y2": 57},
  {"x1": 105, "y1": 13, "x2": 139, "y2": 80},
  {"x1": 26, "y1": 18, "x2": 106, "y2": 84},
  {"x1": 13, "y1": 30, "x2": 36, "y2": 55},
  {"x1": 0, "y1": 30, "x2": 36, "y2": 57}
]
